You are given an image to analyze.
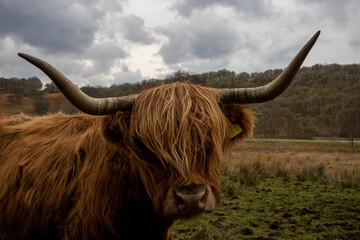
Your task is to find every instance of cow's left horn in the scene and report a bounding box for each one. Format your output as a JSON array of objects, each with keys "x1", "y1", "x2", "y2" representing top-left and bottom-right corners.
[
  {"x1": 18, "y1": 53, "x2": 137, "y2": 115},
  {"x1": 219, "y1": 31, "x2": 320, "y2": 104}
]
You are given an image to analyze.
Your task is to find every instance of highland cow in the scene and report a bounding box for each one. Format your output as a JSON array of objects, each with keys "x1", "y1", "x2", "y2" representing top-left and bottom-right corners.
[{"x1": 0, "y1": 31, "x2": 319, "y2": 240}]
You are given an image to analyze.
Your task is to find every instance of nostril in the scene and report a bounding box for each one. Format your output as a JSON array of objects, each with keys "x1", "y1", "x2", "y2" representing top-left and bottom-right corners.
[
  {"x1": 200, "y1": 188, "x2": 208, "y2": 204},
  {"x1": 197, "y1": 189, "x2": 208, "y2": 210},
  {"x1": 173, "y1": 190, "x2": 186, "y2": 211},
  {"x1": 173, "y1": 186, "x2": 208, "y2": 213}
]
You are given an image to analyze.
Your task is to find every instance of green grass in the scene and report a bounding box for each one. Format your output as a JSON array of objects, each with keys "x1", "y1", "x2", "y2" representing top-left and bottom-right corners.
[{"x1": 172, "y1": 177, "x2": 360, "y2": 239}]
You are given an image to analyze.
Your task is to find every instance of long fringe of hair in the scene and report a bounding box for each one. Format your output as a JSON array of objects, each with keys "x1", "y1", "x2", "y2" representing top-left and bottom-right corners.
[{"x1": 130, "y1": 82, "x2": 229, "y2": 178}]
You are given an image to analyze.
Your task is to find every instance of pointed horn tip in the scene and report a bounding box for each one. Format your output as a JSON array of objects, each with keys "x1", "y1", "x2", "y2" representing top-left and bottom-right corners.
[
  {"x1": 18, "y1": 53, "x2": 47, "y2": 69},
  {"x1": 309, "y1": 31, "x2": 321, "y2": 45},
  {"x1": 18, "y1": 53, "x2": 35, "y2": 62},
  {"x1": 18, "y1": 52, "x2": 26, "y2": 58},
  {"x1": 313, "y1": 30, "x2": 321, "y2": 40},
  {"x1": 304, "y1": 31, "x2": 320, "y2": 50}
]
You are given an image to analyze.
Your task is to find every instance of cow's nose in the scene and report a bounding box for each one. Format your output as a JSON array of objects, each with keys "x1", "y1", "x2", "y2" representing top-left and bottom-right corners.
[{"x1": 173, "y1": 185, "x2": 209, "y2": 214}]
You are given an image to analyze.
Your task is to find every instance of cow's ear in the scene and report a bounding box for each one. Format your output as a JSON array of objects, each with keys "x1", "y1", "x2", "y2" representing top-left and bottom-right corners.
[
  {"x1": 222, "y1": 104, "x2": 255, "y2": 142},
  {"x1": 102, "y1": 112, "x2": 131, "y2": 145}
]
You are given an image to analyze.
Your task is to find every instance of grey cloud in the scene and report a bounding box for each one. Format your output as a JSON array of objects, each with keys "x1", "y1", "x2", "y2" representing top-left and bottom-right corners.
[
  {"x1": 156, "y1": 26, "x2": 192, "y2": 64},
  {"x1": 350, "y1": 32, "x2": 360, "y2": 50},
  {"x1": 294, "y1": 0, "x2": 358, "y2": 24},
  {"x1": 113, "y1": 64, "x2": 142, "y2": 84},
  {"x1": 96, "y1": 0, "x2": 124, "y2": 13},
  {"x1": 80, "y1": 42, "x2": 128, "y2": 78},
  {"x1": 171, "y1": 0, "x2": 272, "y2": 17},
  {"x1": 0, "y1": 0, "x2": 133, "y2": 86},
  {"x1": 121, "y1": 15, "x2": 156, "y2": 44},
  {"x1": 157, "y1": 13, "x2": 238, "y2": 65},
  {"x1": 0, "y1": 0, "x2": 122, "y2": 54},
  {"x1": 0, "y1": 37, "x2": 37, "y2": 78},
  {"x1": 86, "y1": 42, "x2": 127, "y2": 64}
]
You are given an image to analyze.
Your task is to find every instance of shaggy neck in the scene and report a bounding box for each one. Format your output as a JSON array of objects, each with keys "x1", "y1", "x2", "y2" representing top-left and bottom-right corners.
[
  {"x1": 95, "y1": 151, "x2": 174, "y2": 240},
  {"x1": 100, "y1": 113, "x2": 175, "y2": 239}
]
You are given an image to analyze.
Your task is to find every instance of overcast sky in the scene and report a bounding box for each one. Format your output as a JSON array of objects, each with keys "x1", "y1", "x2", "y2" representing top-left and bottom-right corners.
[{"x1": 0, "y1": 0, "x2": 359, "y2": 86}]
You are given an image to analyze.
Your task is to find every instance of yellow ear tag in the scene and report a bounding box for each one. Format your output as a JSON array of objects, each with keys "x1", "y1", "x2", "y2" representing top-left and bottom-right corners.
[{"x1": 228, "y1": 124, "x2": 243, "y2": 139}]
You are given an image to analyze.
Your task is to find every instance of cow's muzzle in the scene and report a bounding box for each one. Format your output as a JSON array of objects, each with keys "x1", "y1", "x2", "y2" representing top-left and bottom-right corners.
[{"x1": 163, "y1": 184, "x2": 216, "y2": 218}]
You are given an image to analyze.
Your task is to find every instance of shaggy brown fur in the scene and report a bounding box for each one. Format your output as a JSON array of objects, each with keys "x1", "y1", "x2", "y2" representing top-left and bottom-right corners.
[{"x1": 0, "y1": 82, "x2": 254, "y2": 240}]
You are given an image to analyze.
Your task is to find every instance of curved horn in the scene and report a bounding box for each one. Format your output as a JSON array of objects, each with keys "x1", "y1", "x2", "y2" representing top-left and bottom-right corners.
[
  {"x1": 219, "y1": 31, "x2": 320, "y2": 104},
  {"x1": 18, "y1": 53, "x2": 136, "y2": 115}
]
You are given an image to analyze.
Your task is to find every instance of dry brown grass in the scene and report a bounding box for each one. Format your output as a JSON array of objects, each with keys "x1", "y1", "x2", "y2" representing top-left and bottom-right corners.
[
  {"x1": 0, "y1": 93, "x2": 79, "y2": 116},
  {"x1": 222, "y1": 141, "x2": 360, "y2": 188},
  {"x1": 0, "y1": 94, "x2": 35, "y2": 116}
]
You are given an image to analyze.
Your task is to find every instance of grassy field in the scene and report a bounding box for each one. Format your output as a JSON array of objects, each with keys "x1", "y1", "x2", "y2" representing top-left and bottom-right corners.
[{"x1": 172, "y1": 141, "x2": 360, "y2": 239}]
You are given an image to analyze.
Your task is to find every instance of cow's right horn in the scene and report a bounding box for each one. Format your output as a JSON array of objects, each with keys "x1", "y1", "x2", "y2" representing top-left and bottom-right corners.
[{"x1": 18, "y1": 53, "x2": 137, "y2": 115}]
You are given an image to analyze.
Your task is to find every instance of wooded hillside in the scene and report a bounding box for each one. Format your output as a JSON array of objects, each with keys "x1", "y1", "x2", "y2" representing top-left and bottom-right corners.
[{"x1": 1, "y1": 63, "x2": 359, "y2": 140}]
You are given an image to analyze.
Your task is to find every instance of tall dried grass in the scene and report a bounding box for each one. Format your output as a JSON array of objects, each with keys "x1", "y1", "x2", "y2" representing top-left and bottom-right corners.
[{"x1": 222, "y1": 142, "x2": 360, "y2": 189}]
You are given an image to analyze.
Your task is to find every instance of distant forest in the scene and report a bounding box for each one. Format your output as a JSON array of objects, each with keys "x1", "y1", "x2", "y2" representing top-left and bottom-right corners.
[{"x1": 1, "y1": 63, "x2": 360, "y2": 141}]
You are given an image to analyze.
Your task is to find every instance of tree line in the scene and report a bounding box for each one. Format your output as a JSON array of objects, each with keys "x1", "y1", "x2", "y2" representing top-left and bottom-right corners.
[{"x1": 1, "y1": 63, "x2": 359, "y2": 144}]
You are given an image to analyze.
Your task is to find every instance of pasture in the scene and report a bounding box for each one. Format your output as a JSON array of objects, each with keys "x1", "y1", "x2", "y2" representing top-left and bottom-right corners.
[{"x1": 172, "y1": 141, "x2": 360, "y2": 239}]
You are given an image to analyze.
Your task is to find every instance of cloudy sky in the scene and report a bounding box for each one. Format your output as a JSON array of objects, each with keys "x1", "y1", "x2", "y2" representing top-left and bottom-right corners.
[{"x1": 0, "y1": 0, "x2": 359, "y2": 86}]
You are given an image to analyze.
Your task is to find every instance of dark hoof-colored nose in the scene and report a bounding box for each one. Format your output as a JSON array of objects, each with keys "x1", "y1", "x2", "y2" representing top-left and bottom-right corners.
[{"x1": 173, "y1": 185, "x2": 209, "y2": 214}]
